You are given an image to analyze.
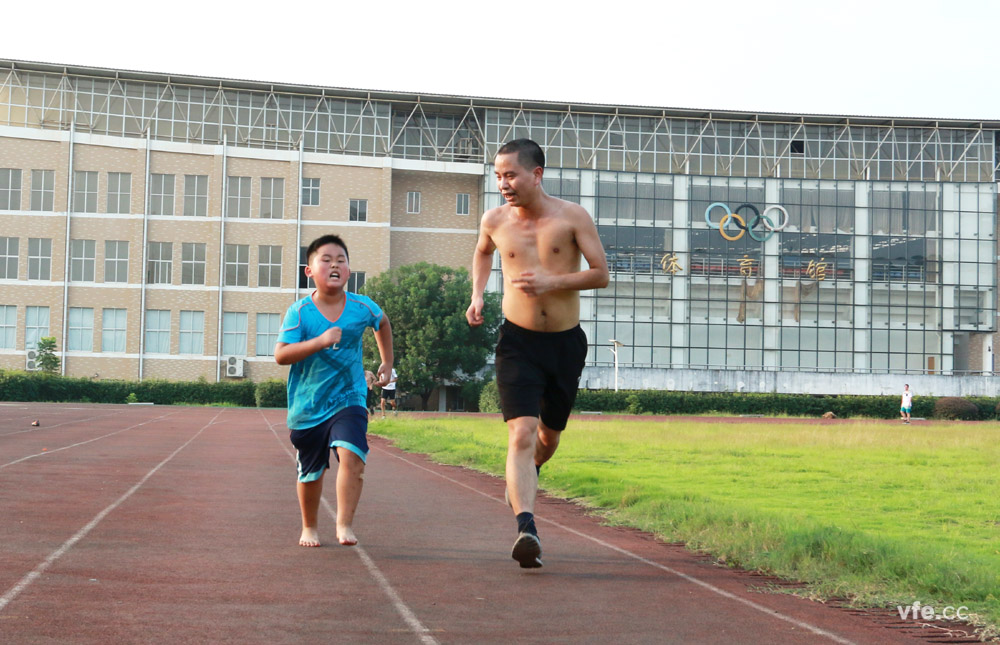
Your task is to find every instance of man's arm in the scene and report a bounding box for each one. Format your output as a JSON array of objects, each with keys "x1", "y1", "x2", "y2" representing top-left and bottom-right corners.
[
  {"x1": 466, "y1": 214, "x2": 497, "y2": 327},
  {"x1": 373, "y1": 314, "x2": 394, "y2": 386},
  {"x1": 274, "y1": 327, "x2": 341, "y2": 366}
]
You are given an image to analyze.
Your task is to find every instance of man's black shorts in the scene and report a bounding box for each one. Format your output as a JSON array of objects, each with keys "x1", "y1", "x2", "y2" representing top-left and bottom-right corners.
[
  {"x1": 494, "y1": 320, "x2": 588, "y2": 431},
  {"x1": 381, "y1": 389, "x2": 396, "y2": 400}
]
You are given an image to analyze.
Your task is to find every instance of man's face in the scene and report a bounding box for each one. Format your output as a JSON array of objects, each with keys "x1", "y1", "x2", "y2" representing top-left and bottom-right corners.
[
  {"x1": 305, "y1": 243, "x2": 350, "y2": 291},
  {"x1": 495, "y1": 152, "x2": 542, "y2": 207}
]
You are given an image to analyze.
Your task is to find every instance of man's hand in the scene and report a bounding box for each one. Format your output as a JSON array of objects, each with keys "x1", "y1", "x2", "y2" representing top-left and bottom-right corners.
[
  {"x1": 466, "y1": 296, "x2": 485, "y2": 327},
  {"x1": 510, "y1": 271, "x2": 553, "y2": 297},
  {"x1": 375, "y1": 363, "x2": 392, "y2": 387},
  {"x1": 318, "y1": 327, "x2": 342, "y2": 349}
]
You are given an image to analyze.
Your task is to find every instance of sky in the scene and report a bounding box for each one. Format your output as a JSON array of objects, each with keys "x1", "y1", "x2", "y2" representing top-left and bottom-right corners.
[{"x1": 4, "y1": 0, "x2": 999, "y2": 121}]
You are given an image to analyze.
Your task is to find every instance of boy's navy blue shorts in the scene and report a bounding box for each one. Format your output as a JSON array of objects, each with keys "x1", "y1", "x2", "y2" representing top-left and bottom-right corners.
[
  {"x1": 494, "y1": 320, "x2": 588, "y2": 431},
  {"x1": 289, "y1": 406, "x2": 368, "y2": 483}
]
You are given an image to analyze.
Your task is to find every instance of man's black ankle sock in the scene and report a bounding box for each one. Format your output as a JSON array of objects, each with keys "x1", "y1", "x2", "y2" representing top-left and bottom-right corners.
[
  {"x1": 516, "y1": 512, "x2": 537, "y2": 536},
  {"x1": 535, "y1": 464, "x2": 541, "y2": 476}
]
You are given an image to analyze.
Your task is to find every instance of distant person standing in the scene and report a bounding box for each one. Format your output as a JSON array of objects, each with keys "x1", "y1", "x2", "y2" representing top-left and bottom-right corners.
[
  {"x1": 380, "y1": 368, "x2": 398, "y2": 417},
  {"x1": 900, "y1": 384, "x2": 913, "y2": 424},
  {"x1": 365, "y1": 370, "x2": 378, "y2": 419}
]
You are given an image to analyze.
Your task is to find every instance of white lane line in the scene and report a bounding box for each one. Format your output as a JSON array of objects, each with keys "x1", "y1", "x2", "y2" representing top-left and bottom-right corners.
[
  {"x1": 0, "y1": 410, "x2": 183, "y2": 470},
  {"x1": 1, "y1": 410, "x2": 124, "y2": 437},
  {"x1": 0, "y1": 410, "x2": 224, "y2": 613},
  {"x1": 260, "y1": 411, "x2": 439, "y2": 645},
  {"x1": 375, "y1": 446, "x2": 857, "y2": 645}
]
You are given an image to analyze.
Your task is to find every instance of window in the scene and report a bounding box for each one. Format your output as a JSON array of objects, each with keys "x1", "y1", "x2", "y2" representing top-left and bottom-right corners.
[
  {"x1": 348, "y1": 271, "x2": 366, "y2": 293},
  {"x1": 260, "y1": 177, "x2": 284, "y2": 219},
  {"x1": 30, "y1": 170, "x2": 55, "y2": 211},
  {"x1": 301, "y1": 177, "x2": 320, "y2": 206},
  {"x1": 224, "y1": 244, "x2": 249, "y2": 286},
  {"x1": 184, "y1": 175, "x2": 208, "y2": 216},
  {"x1": 107, "y1": 172, "x2": 131, "y2": 214},
  {"x1": 181, "y1": 243, "x2": 206, "y2": 285},
  {"x1": 70, "y1": 239, "x2": 96, "y2": 282},
  {"x1": 406, "y1": 191, "x2": 421, "y2": 214},
  {"x1": 68, "y1": 307, "x2": 94, "y2": 351},
  {"x1": 256, "y1": 313, "x2": 280, "y2": 356},
  {"x1": 0, "y1": 237, "x2": 18, "y2": 279},
  {"x1": 222, "y1": 312, "x2": 248, "y2": 356},
  {"x1": 28, "y1": 238, "x2": 51, "y2": 280},
  {"x1": 150, "y1": 174, "x2": 175, "y2": 216},
  {"x1": 0, "y1": 168, "x2": 22, "y2": 210},
  {"x1": 101, "y1": 308, "x2": 127, "y2": 352},
  {"x1": 258, "y1": 245, "x2": 282, "y2": 288},
  {"x1": 147, "y1": 242, "x2": 173, "y2": 284},
  {"x1": 25, "y1": 306, "x2": 49, "y2": 349},
  {"x1": 179, "y1": 310, "x2": 204, "y2": 355},
  {"x1": 349, "y1": 198, "x2": 367, "y2": 222},
  {"x1": 144, "y1": 310, "x2": 171, "y2": 354},
  {"x1": 298, "y1": 246, "x2": 315, "y2": 290},
  {"x1": 456, "y1": 193, "x2": 470, "y2": 215},
  {"x1": 73, "y1": 171, "x2": 98, "y2": 213},
  {"x1": 0, "y1": 305, "x2": 15, "y2": 349},
  {"x1": 227, "y1": 176, "x2": 251, "y2": 218},
  {"x1": 104, "y1": 240, "x2": 129, "y2": 283}
]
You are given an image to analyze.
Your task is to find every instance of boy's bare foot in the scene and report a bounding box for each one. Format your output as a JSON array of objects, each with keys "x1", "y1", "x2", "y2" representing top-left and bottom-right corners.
[
  {"x1": 337, "y1": 526, "x2": 358, "y2": 546},
  {"x1": 299, "y1": 528, "x2": 321, "y2": 547}
]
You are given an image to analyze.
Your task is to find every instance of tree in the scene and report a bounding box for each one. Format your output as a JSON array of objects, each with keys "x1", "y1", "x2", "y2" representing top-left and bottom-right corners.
[
  {"x1": 36, "y1": 336, "x2": 60, "y2": 374},
  {"x1": 361, "y1": 262, "x2": 501, "y2": 410}
]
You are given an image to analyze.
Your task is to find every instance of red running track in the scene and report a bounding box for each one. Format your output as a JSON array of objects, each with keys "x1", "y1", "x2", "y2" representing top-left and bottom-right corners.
[{"x1": 0, "y1": 403, "x2": 967, "y2": 644}]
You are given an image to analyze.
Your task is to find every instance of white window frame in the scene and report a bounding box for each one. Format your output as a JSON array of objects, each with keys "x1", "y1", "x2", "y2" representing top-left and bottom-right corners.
[
  {"x1": 144, "y1": 309, "x2": 171, "y2": 354},
  {"x1": 0, "y1": 168, "x2": 22, "y2": 210},
  {"x1": 150, "y1": 173, "x2": 175, "y2": 216},
  {"x1": 457, "y1": 192, "x2": 471, "y2": 216},
  {"x1": 68, "y1": 307, "x2": 94, "y2": 352},
  {"x1": 222, "y1": 312, "x2": 248, "y2": 356},
  {"x1": 260, "y1": 177, "x2": 284, "y2": 219},
  {"x1": 349, "y1": 198, "x2": 368, "y2": 222},
  {"x1": 348, "y1": 271, "x2": 366, "y2": 293},
  {"x1": 73, "y1": 171, "x2": 98, "y2": 213},
  {"x1": 107, "y1": 172, "x2": 131, "y2": 214},
  {"x1": 0, "y1": 305, "x2": 16, "y2": 349},
  {"x1": 181, "y1": 242, "x2": 206, "y2": 285},
  {"x1": 146, "y1": 242, "x2": 173, "y2": 284},
  {"x1": 102, "y1": 308, "x2": 127, "y2": 353},
  {"x1": 301, "y1": 177, "x2": 320, "y2": 206},
  {"x1": 258, "y1": 245, "x2": 282, "y2": 288},
  {"x1": 406, "y1": 191, "x2": 421, "y2": 214},
  {"x1": 224, "y1": 244, "x2": 249, "y2": 286},
  {"x1": 28, "y1": 238, "x2": 51, "y2": 281},
  {"x1": 104, "y1": 240, "x2": 129, "y2": 283},
  {"x1": 184, "y1": 175, "x2": 208, "y2": 217},
  {"x1": 179, "y1": 310, "x2": 204, "y2": 355},
  {"x1": 25, "y1": 305, "x2": 49, "y2": 350},
  {"x1": 227, "y1": 176, "x2": 252, "y2": 218},
  {"x1": 30, "y1": 170, "x2": 55, "y2": 212},
  {"x1": 0, "y1": 237, "x2": 18, "y2": 280},
  {"x1": 255, "y1": 313, "x2": 280, "y2": 356},
  {"x1": 70, "y1": 239, "x2": 96, "y2": 282}
]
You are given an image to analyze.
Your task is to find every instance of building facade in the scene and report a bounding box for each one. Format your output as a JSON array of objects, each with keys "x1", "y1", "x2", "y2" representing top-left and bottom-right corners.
[{"x1": 1, "y1": 60, "x2": 997, "y2": 396}]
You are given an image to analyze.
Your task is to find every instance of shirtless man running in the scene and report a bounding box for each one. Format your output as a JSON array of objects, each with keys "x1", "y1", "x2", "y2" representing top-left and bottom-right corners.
[{"x1": 466, "y1": 138, "x2": 609, "y2": 568}]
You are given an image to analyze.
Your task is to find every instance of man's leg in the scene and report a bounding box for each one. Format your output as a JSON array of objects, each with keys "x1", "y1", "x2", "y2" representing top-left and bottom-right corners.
[
  {"x1": 380, "y1": 396, "x2": 386, "y2": 418},
  {"x1": 334, "y1": 447, "x2": 365, "y2": 545},
  {"x1": 297, "y1": 473, "x2": 325, "y2": 547},
  {"x1": 535, "y1": 421, "x2": 561, "y2": 469},
  {"x1": 507, "y1": 416, "x2": 544, "y2": 568}
]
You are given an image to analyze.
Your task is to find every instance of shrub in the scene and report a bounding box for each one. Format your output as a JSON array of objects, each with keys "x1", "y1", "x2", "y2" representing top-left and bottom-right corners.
[
  {"x1": 255, "y1": 379, "x2": 287, "y2": 408},
  {"x1": 479, "y1": 379, "x2": 500, "y2": 413},
  {"x1": 933, "y1": 396, "x2": 980, "y2": 420},
  {"x1": 625, "y1": 393, "x2": 644, "y2": 415},
  {"x1": 460, "y1": 377, "x2": 490, "y2": 412},
  {"x1": 36, "y1": 337, "x2": 60, "y2": 374}
]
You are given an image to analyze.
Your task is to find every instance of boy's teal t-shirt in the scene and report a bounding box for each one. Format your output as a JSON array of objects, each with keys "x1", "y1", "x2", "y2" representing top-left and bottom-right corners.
[{"x1": 278, "y1": 292, "x2": 383, "y2": 430}]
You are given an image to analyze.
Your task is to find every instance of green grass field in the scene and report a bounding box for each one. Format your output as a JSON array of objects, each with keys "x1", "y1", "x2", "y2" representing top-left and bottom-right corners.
[{"x1": 371, "y1": 415, "x2": 1000, "y2": 636}]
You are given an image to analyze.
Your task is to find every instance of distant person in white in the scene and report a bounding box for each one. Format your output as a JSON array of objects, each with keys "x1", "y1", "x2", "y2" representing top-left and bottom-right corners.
[
  {"x1": 380, "y1": 368, "x2": 398, "y2": 417},
  {"x1": 900, "y1": 384, "x2": 913, "y2": 424}
]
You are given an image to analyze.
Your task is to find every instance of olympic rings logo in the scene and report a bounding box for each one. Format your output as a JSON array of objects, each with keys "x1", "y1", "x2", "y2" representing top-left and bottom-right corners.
[{"x1": 705, "y1": 202, "x2": 789, "y2": 242}]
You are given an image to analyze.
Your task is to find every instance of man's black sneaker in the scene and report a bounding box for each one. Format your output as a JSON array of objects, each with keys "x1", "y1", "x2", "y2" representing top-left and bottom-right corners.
[{"x1": 511, "y1": 532, "x2": 543, "y2": 568}]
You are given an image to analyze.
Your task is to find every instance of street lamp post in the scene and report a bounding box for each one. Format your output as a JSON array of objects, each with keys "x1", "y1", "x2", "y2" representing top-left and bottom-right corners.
[{"x1": 609, "y1": 339, "x2": 624, "y2": 391}]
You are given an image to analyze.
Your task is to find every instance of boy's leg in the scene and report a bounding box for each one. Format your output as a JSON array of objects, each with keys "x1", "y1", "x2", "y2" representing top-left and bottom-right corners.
[
  {"x1": 334, "y1": 447, "x2": 365, "y2": 545},
  {"x1": 297, "y1": 473, "x2": 325, "y2": 547}
]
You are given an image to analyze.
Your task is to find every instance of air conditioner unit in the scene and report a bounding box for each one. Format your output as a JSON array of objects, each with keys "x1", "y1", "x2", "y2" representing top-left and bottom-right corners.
[
  {"x1": 223, "y1": 355, "x2": 245, "y2": 378},
  {"x1": 25, "y1": 349, "x2": 39, "y2": 372}
]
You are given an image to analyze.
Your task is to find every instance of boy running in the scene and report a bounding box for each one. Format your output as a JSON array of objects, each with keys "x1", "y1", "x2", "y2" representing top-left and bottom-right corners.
[{"x1": 275, "y1": 234, "x2": 394, "y2": 547}]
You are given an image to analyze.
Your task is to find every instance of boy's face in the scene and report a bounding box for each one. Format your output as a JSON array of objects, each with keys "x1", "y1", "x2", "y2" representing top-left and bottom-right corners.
[{"x1": 304, "y1": 243, "x2": 350, "y2": 293}]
